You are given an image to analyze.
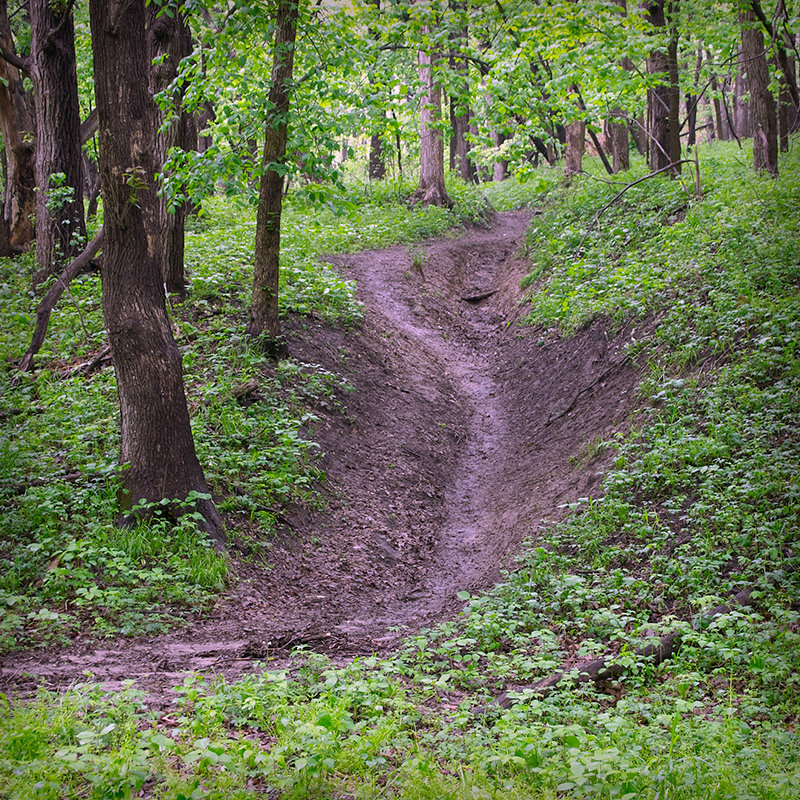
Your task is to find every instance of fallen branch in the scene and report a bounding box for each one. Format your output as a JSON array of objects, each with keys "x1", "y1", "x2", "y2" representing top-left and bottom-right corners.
[
  {"x1": 18, "y1": 228, "x2": 104, "y2": 373},
  {"x1": 572, "y1": 161, "x2": 695, "y2": 260},
  {"x1": 493, "y1": 587, "x2": 753, "y2": 709}
]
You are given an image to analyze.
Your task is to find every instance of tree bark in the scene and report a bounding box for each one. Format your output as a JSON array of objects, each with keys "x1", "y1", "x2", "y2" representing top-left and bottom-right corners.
[
  {"x1": 30, "y1": 0, "x2": 87, "y2": 287},
  {"x1": 645, "y1": 0, "x2": 673, "y2": 172},
  {"x1": 741, "y1": 7, "x2": 779, "y2": 176},
  {"x1": 147, "y1": 3, "x2": 197, "y2": 302},
  {"x1": 369, "y1": 133, "x2": 386, "y2": 180},
  {"x1": 564, "y1": 118, "x2": 585, "y2": 177},
  {"x1": 666, "y1": 0, "x2": 681, "y2": 172},
  {"x1": 89, "y1": 0, "x2": 224, "y2": 546},
  {"x1": 0, "y1": 0, "x2": 35, "y2": 253},
  {"x1": 411, "y1": 32, "x2": 452, "y2": 207},
  {"x1": 246, "y1": 0, "x2": 299, "y2": 350},
  {"x1": 448, "y1": 7, "x2": 477, "y2": 184}
]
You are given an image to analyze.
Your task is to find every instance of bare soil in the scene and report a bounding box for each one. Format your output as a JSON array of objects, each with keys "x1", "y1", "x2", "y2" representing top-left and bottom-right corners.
[{"x1": 1, "y1": 210, "x2": 643, "y2": 699}]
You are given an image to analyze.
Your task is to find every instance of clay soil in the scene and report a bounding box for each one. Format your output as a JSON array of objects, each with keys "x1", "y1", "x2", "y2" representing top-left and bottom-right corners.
[{"x1": 2, "y1": 210, "x2": 643, "y2": 698}]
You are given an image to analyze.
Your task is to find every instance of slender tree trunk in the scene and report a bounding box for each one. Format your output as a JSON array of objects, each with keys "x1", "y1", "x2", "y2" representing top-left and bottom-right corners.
[
  {"x1": 686, "y1": 48, "x2": 702, "y2": 147},
  {"x1": 369, "y1": 133, "x2": 386, "y2": 180},
  {"x1": 0, "y1": 0, "x2": 35, "y2": 253},
  {"x1": 666, "y1": 0, "x2": 681, "y2": 172},
  {"x1": 30, "y1": 0, "x2": 86, "y2": 287},
  {"x1": 708, "y1": 55, "x2": 727, "y2": 140},
  {"x1": 740, "y1": 7, "x2": 778, "y2": 175},
  {"x1": 449, "y1": 6, "x2": 476, "y2": 183},
  {"x1": 564, "y1": 118, "x2": 585, "y2": 177},
  {"x1": 246, "y1": 0, "x2": 299, "y2": 349},
  {"x1": 89, "y1": 0, "x2": 224, "y2": 546},
  {"x1": 411, "y1": 33, "x2": 452, "y2": 207},
  {"x1": 493, "y1": 131, "x2": 508, "y2": 181},
  {"x1": 147, "y1": 3, "x2": 197, "y2": 302},
  {"x1": 645, "y1": 0, "x2": 679, "y2": 174},
  {"x1": 609, "y1": 0, "x2": 630, "y2": 172}
]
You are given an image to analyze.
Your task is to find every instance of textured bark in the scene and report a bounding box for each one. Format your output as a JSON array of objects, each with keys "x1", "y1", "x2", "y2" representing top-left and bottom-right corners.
[
  {"x1": 734, "y1": 46, "x2": 751, "y2": 138},
  {"x1": 410, "y1": 34, "x2": 452, "y2": 207},
  {"x1": 741, "y1": 8, "x2": 779, "y2": 176},
  {"x1": 147, "y1": 4, "x2": 197, "y2": 301},
  {"x1": 30, "y1": 0, "x2": 86, "y2": 287},
  {"x1": 0, "y1": 0, "x2": 35, "y2": 253},
  {"x1": 645, "y1": 0, "x2": 677, "y2": 173},
  {"x1": 610, "y1": 114, "x2": 629, "y2": 173},
  {"x1": 89, "y1": 0, "x2": 224, "y2": 546},
  {"x1": 369, "y1": 133, "x2": 386, "y2": 180},
  {"x1": 666, "y1": 0, "x2": 681, "y2": 172},
  {"x1": 246, "y1": 0, "x2": 298, "y2": 349},
  {"x1": 564, "y1": 118, "x2": 585, "y2": 176},
  {"x1": 448, "y1": 11, "x2": 476, "y2": 184}
]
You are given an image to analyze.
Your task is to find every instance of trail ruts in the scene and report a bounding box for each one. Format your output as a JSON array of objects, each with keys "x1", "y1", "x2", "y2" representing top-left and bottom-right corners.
[{"x1": 1, "y1": 211, "x2": 642, "y2": 701}]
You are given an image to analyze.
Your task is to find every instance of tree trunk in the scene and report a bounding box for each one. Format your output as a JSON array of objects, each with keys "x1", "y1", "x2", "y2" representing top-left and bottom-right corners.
[
  {"x1": 734, "y1": 45, "x2": 751, "y2": 138},
  {"x1": 708, "y1": 56, "x2": 727, "y2": 140},
  {"x1": 30, "y1": 0, "x2": 86, "y2": 287},
  {"x1": 741, "y1": 8, "x2": 778, "y2": 176},
  {"x1": 564, "y1": 118, "x2": 585, "y2": 176},
  {"x1": 666, "y1": 0, "x2": 681, "y2": 172},
  {"x1": 369, "y1": 133, "x2": 386, "y2": 180},
  {"x1": 493, "y1": 131, "x2": 508, "y2": 181},
  {"x1": 147, "y1": 3, "x2": 197, "y2": 302},
  {"x1": 246, "y1": 0, "x2": 299, "y2": 350},
  {"x1": 0, "y1": 0, "x2": 35, "y2": 253},
  {"x1": 448, "y1": 10, "x2": 476, "y2": 184},
  {"x1": 411, "y1": 34, "x2": 452, "y2": 207},
  {"x1": 89, "y1": 0, "x2": 224, "y2": 546},
  {"x1": 610, "y1": 114, "x2": 629, "y2": 173},
  {"x1": 645, "y1": 0, "x2": 672, "y2": 171}
]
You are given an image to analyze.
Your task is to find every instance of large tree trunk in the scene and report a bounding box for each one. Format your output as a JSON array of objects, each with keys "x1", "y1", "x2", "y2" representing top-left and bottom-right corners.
[
  {"x1": 741, "y1": 8, "x2": 778, "y2": 176},
  {"x1": 89, "y1": 0, "x2": 224, "y2": 546},
  {"x1": 411, "y1": 34, "x2": 452, "y2": 207},
  {"x1": 734, "y1": 45, "x2": 751, "y2": 138},
  {"x1": 246, "y1": 0, "x2": 299, "y2": 350},
  {"x1": 30, "y1": 0, "x2": 86, "y2": 287},
  {"x1": 147, "y1": 4, "x2": 197, "y2": 302},
  {"x1": 0, "y1": 0, "x2": 35, "y2": 253}
]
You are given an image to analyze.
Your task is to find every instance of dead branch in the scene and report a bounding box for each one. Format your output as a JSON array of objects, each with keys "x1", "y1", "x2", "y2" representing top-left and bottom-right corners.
[
  {"x1": 18, "y1": 228, "x2": 104, "y2": 373},
  {"x1": 493, "y1": 588, "x2": 753, "y2": 709},
  {"x1": 573, "y1": 160, "x2": 695, "y2": 259}
]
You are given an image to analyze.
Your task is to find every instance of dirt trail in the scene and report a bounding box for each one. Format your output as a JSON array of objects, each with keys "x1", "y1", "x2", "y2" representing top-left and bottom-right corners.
[{"x1": 1, "y1": 211, "x2": 641, "y2": 698}]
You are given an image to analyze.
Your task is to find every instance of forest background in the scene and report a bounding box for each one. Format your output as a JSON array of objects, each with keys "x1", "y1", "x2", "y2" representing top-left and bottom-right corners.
[{"x1": 0, "y1": 0, "x2": 799, "y2": 798}]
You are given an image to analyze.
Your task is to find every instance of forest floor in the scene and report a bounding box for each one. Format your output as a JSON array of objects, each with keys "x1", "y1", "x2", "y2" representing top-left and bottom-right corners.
[{"x1": 1, "y1": 210, "x2": 642, "y2": 702}]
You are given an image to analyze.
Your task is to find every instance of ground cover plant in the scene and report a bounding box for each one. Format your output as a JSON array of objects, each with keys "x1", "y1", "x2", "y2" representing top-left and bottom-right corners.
[
  {"x1": 1, "y1": 140, "x2": 798, "y2": 798},
  {"x1": 0, "y1": 175, "x2": 487, "y2": 651}
]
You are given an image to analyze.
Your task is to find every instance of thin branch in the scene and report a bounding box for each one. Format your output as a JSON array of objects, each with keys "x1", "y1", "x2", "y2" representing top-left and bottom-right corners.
[{"x1": 573, "y1": 160, "x2": 695, "y2": 259}]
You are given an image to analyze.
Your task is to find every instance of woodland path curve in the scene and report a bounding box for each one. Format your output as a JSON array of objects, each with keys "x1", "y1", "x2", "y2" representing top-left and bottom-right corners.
[{"x1": 1, "y1": 210, "x2": 641, "y2": 699}]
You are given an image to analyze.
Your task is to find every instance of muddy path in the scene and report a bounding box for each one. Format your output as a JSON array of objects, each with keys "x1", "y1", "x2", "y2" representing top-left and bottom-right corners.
[{"x1": 1, "y1": 210, "x2": 641, "y2": 698}]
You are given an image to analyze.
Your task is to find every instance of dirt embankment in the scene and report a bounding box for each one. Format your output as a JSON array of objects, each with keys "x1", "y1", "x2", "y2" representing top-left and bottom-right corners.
[{"x1": 1, "y1": 210, "x2": 641, "y2": 697}]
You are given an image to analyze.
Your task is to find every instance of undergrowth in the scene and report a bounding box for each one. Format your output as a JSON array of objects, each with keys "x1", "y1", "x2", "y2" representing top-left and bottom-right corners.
[{"x1": 2, "y1": 144, "x2": 799, "y2": 798}]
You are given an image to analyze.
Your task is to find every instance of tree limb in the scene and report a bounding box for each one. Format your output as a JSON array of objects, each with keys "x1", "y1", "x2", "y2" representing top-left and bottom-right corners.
[
  {"x1": 0, "y1": 42, "x2": 29, "y2": 73},
  {"x1": 18, "y1": 228, "x2": 105, "y2": 373}
]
